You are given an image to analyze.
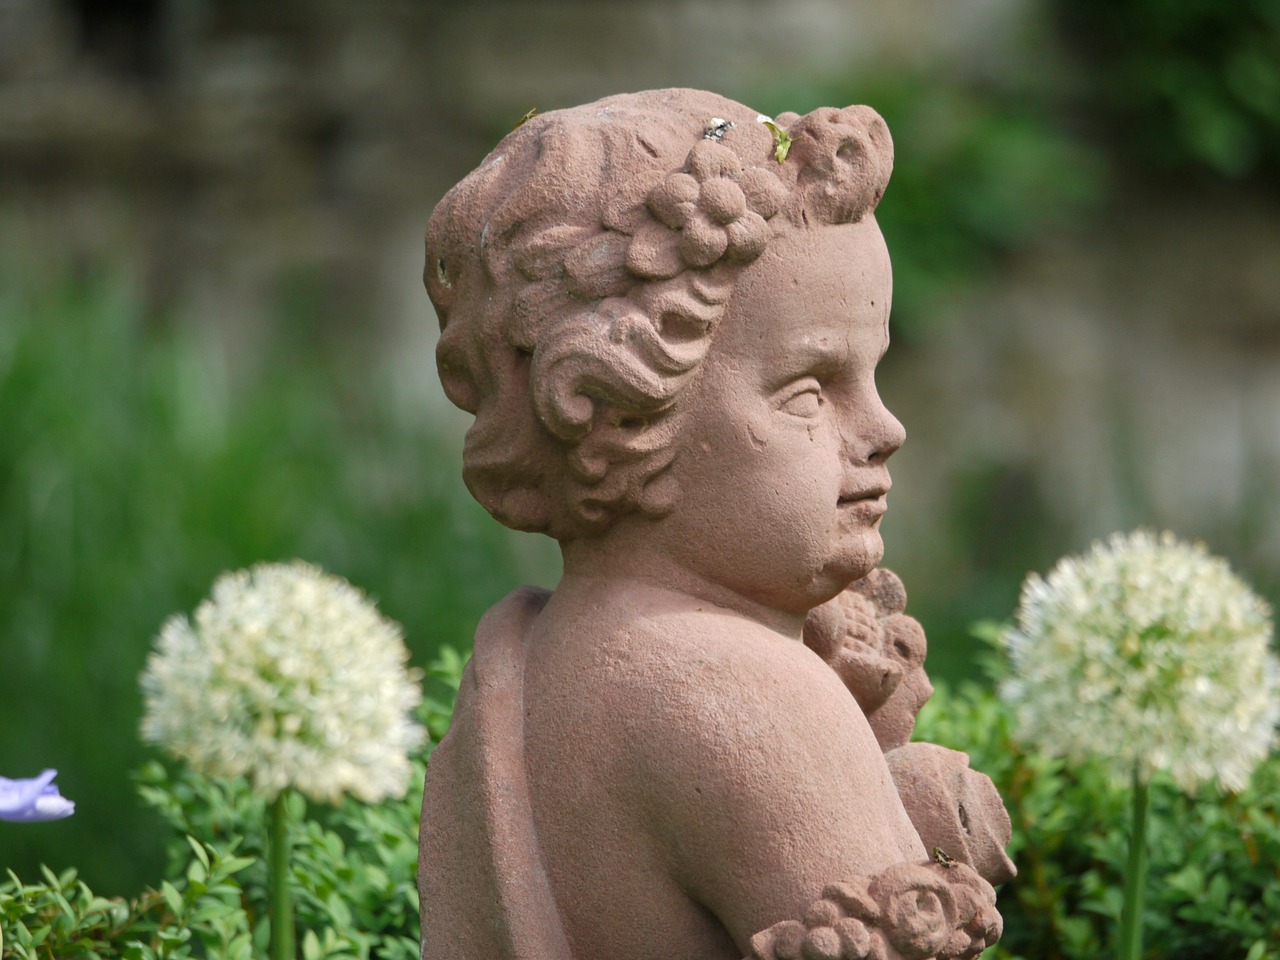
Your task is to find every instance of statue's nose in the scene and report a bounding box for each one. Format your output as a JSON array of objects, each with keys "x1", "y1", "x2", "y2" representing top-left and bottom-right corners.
[{"x1": 847, "y1": 398, "x2": 905, "y2": 465}]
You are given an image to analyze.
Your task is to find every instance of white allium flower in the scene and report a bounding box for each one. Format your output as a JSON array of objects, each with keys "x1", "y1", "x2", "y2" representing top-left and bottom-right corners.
[
  {"x1": 141, "y1": 561, "x2": 425, "y2": 804},
  {"x1": 1001, "y1": 530, "x2": 1279, "y2": 792}
]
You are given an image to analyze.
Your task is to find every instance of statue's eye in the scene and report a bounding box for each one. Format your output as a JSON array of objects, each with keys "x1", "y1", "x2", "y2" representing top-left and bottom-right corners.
[{"x1": 779, "y1": 381, "x2": 822, "y2": 418}]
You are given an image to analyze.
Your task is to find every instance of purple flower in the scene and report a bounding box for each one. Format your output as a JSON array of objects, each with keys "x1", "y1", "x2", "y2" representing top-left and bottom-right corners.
[{"x1": 0, "y1": 769, "x2": 75, "y2": 822}]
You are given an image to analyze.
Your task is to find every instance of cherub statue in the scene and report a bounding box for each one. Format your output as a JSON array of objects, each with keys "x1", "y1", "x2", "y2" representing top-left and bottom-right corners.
[{"x1": 418, "y1": 88, "x2": 1013, "y2": 960}]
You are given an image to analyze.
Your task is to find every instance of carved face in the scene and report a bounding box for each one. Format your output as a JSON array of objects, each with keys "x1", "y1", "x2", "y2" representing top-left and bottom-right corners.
[{"x1": 657, "y1": 219, "x2": 905, "y2": 614}]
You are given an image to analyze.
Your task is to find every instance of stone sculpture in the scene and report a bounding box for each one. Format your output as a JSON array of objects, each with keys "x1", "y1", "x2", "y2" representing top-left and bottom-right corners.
[{"x1": 418, "y1": 88, "x2": 1014, "y2": 960}]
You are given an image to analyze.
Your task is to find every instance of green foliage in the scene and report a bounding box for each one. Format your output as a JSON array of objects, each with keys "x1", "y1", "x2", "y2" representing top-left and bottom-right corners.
[
  {"x1": 130, "y1": 765, "x2": 421, "y2": 960},
  {"x1": 0, "y1": 262, "x2": 555, "y2": 893},
  {"x1": 0, "y1": 845, "x2": 254, "y2": 960},
  {"x1": 760, "y1": 119, "x2": 796, "y2": 163},
  {"x1": 753, "y1": 2, "x2": 1280, "y2": 338},
  {"x1": 916, "y1": 679, "x2": 1280, "y2": 959},
  {"x1": 1053, "y1": 0, "x2": 1280, "y2": 183},
  {"x1": 755, "y1": 71, "x2": 1103, "y2": 334},
  {"x1": 0, "y1": 651, "x2": 464, "y2": 958},
  {"x1": 863, "y1": 76, "x2": 1101, "y2": 334},
  {"x1": 7, "y1": 633, "x2": 1278, "y2": 958}
]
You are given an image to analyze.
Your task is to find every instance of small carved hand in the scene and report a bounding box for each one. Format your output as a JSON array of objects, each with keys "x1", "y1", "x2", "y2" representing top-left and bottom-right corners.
[
  {"x1": 804, "y1": 571, "x2": 1016, "y2": 888},
  {"x1": 803, "y1": 569, "x2": 933, "y2": 751},
  {"x1": 884, "y1": 743, "x2": 1017, "y2": 887}
]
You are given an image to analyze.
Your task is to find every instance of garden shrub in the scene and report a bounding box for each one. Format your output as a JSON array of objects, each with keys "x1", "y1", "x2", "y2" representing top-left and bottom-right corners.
[
  {"x1": 0, "y1": 263, "x2": 554, "y2": 893},
  {"x1": 0, "y1": 650, "x2": 463, "y2": 959},
  {"x1": 1052, "y1": 0, "x2": 1280, "y2": 184},
  {"x1": 917, "y1": 677, "x2": 1280, "y2": 959},
  {"x1": 7, "y1": 637, "x2": 1275, "y2": 958}
]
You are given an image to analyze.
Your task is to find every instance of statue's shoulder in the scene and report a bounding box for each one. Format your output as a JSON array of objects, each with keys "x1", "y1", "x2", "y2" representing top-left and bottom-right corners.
[
  {"x1": 524, "y1": 588, "x2": 879, "y2": 792},
  {"x1": 523, "y1": 587, "x2": 855, "y2": 768},
  {"x1": 543, "y1": 596, "x2": 926, "y2": 942},
  {"x1": 533, "y1": 592, "x2": 835, "y2": 705},
  {"x1": 630, "y1": 607, "x2": 841, "y2": 705},
  {"x1": 612, "y1": 606, "x2": 876, "y2": 762}
]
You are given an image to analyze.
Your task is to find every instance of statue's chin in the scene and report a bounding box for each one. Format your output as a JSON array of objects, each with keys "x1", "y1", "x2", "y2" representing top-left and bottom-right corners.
[{"x1": 813, "y1": 530, "x2": 885, "y2": 602}]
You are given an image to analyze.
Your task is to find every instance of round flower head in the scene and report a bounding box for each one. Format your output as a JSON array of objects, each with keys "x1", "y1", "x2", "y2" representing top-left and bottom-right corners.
[
  {"x1": 1001, "y1": 530, "x2": 1279, "y2": 792},
  {"x1": 140, "y1": 561, "x2": 425, "y2": 803}
]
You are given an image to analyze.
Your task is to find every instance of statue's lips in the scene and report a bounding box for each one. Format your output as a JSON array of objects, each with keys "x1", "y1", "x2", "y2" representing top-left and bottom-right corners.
[{"x1": 837, "y1": 487, "x2": 889, "y2": 518}]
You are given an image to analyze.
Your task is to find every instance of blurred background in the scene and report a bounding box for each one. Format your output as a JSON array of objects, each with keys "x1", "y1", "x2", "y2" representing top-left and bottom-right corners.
[{"x1": 2, "y1": 0, "x2": 1278, "y2": 896}]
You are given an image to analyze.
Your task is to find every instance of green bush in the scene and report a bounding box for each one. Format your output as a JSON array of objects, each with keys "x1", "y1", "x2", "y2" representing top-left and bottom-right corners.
[
  {"x1": 6, "y1": 632, "x2": 1277, "y2": 958},
  {"x1": 1052, "y1": 0, "x2": 1280, "y2": 183},
  {"x1": 1, "y1": 848, "x2": 255, "y2": 960},
  {"x1": 916, "y1": 679, "x2": 1280, "y2": 959},
  {"x1": 0, "y1": 263, "x2": 555, "y2": 894},
  {"x1": 0, "y1": 649, "x2": 462, "y2": 959}
]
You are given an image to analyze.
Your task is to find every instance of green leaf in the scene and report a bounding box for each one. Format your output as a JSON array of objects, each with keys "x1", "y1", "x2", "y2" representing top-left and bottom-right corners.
[
  {"x1": 760, "y1": 119, "x2": 795, "y2": 163},
  {"x1": 210, "y1": 855, "x2": 256, "y2": 882},
  {"x1": 184, "y1": 837, "x2": 210, "y2": 872},
  {"x1": 186, "y1": 858, "x2": 208, "y2": 887},
  {"x1": 160, "y1": 881, "x2": 183, "y2": 918}
]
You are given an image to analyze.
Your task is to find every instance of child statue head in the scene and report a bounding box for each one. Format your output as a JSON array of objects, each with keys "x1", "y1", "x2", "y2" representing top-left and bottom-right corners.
[{"x1": 426, "y1": 88, "x2": 901, "y2": 600}]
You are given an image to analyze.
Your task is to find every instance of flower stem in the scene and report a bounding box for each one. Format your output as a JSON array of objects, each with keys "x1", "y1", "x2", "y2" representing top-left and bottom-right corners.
[
  {"x1": 1118, "y1": 768, "x2": 1150, "y2": 960},
  {"x1": 269, "y1": 789, "x2": 295, "y2": 960}
]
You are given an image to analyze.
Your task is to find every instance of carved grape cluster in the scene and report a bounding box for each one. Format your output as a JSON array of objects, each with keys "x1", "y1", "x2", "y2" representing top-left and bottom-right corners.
[
  {"x1": 748, "y1": 861, "x2": 1001, "y2": 960},
  {"x1": 625, "y1": 139, "x2": 788, "y2": 280},
  {"x1": 803, "y1": 569, "x2": 932, "y2": 751}
]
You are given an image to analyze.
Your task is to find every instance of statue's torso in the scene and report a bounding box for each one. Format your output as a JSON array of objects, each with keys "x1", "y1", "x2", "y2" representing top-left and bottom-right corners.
[{"x1": 521, "y1": 580, "x2": 924, "y2": 959}]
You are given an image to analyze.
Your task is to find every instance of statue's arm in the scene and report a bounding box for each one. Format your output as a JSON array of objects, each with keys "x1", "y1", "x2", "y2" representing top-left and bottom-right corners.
[
  {"x1": 804, "y1": 572, "x2": 1018, "y2": 889},
  {"x1": 626, "y1": 634, "x2": 932, "y2": 954},
  {"x1": 742, "y1": 860, "x2": 1001, "y2": 960}
]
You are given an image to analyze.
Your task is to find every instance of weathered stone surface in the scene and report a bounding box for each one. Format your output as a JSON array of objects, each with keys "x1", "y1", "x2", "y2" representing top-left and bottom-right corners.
[{"x1": 418, "y1": 88, "x2": 1011, "y2": 960}]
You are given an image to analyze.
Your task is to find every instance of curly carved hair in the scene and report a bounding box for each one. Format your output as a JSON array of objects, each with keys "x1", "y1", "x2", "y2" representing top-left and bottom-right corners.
[{"x1": 425, "y1": 88, "x2": 893, "y2": 540}]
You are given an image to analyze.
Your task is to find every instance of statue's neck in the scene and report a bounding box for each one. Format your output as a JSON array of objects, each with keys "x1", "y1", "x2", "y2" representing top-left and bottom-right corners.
[{"x1": 556, "y1": 533, "x2": 807, "y2": 641}]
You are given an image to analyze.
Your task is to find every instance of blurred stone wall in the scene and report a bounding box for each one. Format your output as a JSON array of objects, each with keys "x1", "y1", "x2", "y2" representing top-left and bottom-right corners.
[
  {"x1": 888, "y1": 185, "x2": 1280, "y2": 643},
  {"x1": 2, "y1": 0, "x2": 1277, "y2": 652},
  {"x1": 0, "y1": 0, "x2": 1019, "y2": 346}
]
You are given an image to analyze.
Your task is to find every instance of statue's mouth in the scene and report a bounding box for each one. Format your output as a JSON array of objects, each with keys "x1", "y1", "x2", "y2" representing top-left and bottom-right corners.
[{"x1": 838, "y1": 481, "x2": 890, "y2": 513}]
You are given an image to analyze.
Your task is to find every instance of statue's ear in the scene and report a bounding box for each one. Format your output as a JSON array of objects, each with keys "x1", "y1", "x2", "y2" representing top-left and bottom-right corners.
[
  {"x1": 566, "y1": 404, "x2": 656, "y2": 483},
  {"x1": 564, "y1": 407, "x2": 680, "y2": 523}
]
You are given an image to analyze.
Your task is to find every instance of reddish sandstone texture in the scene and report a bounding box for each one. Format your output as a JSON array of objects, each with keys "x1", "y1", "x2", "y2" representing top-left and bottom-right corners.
[{"x1": 419, "y1": 88, "x2": 1012, "y2": 960}]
